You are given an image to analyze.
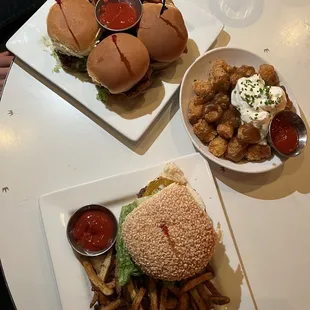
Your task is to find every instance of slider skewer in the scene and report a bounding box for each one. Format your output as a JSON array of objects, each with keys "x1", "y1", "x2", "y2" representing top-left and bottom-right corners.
[{"x1": 160, "y1": 0, "x2": 168, "y2": 16}]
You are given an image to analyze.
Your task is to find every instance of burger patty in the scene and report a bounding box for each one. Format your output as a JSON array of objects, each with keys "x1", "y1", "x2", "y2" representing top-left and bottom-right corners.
[
  {"x1": 108, "y1": 68, "x2": 153, "y2": 100},
  {"x1": 124, "y1": 67, "x2": 153, "y2": 98},
  {"x1": 56, "y1": 51, "x2": 87, "y2": 72}
]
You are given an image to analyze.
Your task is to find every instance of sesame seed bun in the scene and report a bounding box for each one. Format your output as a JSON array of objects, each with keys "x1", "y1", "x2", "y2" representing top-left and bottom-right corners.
[
  {"x1": 122, "y1": 183, "x2": 216, "y2": 281},
  {"x1": 47, "y1": 0, "x2": 100, "y2": 57},
  {"x1": 87, "y1": 33, "x2": 150, "y2": 94},
  {"x1": 137, "y1": 3, "x2": 188, "y2": 63}
]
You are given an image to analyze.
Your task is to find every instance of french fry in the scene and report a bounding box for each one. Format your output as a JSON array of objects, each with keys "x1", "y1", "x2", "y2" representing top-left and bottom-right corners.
[
  {"x1": 167, "y1": 286, "x2": 180, "y2": 297},
  {"x1": 90, "y1": 255, "x2": 106, "y2": 274},
  {"x1": 159, "y1": 287, "x2": 168, "y2": 310},
  {"x1": 149, "y1": 277, "x2": 158, "y2": 310},
  {"x1": 97, "y1": 292, "x2": 110, "y2": 306},
  {"x1": 82, "y1": 261, "x2": 114, "y2": 296},
  {"x1": 204, "y1": 280, "x2": 219, "y2": 296},
  {"x1": 197, "y1": 284, "x2": 212, "y2": 306},
  {"x1": 190, "y1": 295, "x2": 199, "y2": 310},
  {"x1": 166, "y1": 297, "x2": 177, "y2": 309},
  {"x1": 98, "y1": 250, "x2": 113, "y2": 282},
  {"x1": 180, "y1": 273, "x2": 214, "y2": 293},
  {"x1": 127, "y1": 278, "x2": 137, "y2": 300},
  {"x1": 127, "y1": 279, "x2": 144, "y2": 310},
  {"x1": 178, "y1": 293, "x2": 189, "y2": 310},
  {"x1": 90, "y1": 291, "x2": 98, "y2": 308},
  {"x1": 209, "y1": 295, "x2": 230, "y2": 305},
  {"x1": 205, "y1": 264, "x2": 215, "y2": 277},
  {"x1": 189, "y1": 288, "x2": 207, "y2": 310},
  {"x1": 106, "y1": 279, "x2": 116, "y2": 289},
  {"x1": 131, "y1": 287, "x2": 147, "y2": 310},
  {"x1": 99, "y1": 299, "x2": 124, "y2": 310}
]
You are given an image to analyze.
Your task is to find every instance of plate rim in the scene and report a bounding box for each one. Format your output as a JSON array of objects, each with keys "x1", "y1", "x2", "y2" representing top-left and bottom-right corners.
[
  {"x1": 39, "y1": 152, "x2": 256, "y2": 310},
  {"x1": 179, "y1": 46, "x2": 301, "y2": 174},
  {"x1": 6, "y1": 0, "x2": 223, "y2": 142}
]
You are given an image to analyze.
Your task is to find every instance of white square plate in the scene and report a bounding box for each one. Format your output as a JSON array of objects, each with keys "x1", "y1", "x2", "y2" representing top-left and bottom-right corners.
[
  {"x1": 39, "y1": 153, "x2": 255, "y2": 310},
  {"x1": 6, "y1": 0, "x2": 222, "y2": 141}
]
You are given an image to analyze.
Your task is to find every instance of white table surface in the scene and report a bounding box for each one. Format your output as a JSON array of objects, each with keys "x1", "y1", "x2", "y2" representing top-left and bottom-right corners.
[{"x1": 0, "y1": 0, "x2": 309, "y2": 309}]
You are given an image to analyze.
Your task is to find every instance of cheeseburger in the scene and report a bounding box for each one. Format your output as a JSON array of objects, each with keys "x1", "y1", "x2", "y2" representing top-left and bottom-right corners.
[
  {"x1": 117, "y1": 163, "x2": 216, "y2": 284},
  {"x1": 47, "y1": 0, "x2": 100, "y2": 71},
  {"x1": 137, "y1": 2, "x2": 188, "y2": 70},
  {"x1": 87, "y1": 33, "x2": 152, "y2": 98}
]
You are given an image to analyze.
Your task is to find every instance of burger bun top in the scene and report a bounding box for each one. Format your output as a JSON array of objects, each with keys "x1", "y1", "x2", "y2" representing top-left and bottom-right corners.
[
  {"x1": 47, "y1": 0, "x2": 100, "y2": 57},
  {"x1": 122, "y1": 183, "x2": 216, "y2": 281},
  {"x1": 137, "y1": 3, "x2": 188, "y2": 63},
  {"x1": 87, "y1": 33, "x2": 150, "y2": 94}
]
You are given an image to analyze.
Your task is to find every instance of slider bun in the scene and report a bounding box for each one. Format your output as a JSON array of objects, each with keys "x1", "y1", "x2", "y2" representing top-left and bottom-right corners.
[
  {"x1": 47, "y1": 0, "x2": 100, "y2": 57},
  {"x1": 137, "y1": 3, "x2": 188, "y2": 63},
  {"x1": 87, "y1": 33, "x2": 150, "y2": 94}
]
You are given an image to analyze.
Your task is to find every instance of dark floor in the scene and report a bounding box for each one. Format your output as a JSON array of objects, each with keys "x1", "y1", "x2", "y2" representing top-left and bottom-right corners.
[
  {"x1": 0, "y1": 11, "x2": 34, "y2": 52},
  {"x1": 0, "y1": 261, "x2": 16, "y2": 310}
]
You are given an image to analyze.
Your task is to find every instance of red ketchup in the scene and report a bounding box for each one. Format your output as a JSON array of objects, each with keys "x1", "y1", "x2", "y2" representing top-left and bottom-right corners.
[
  {"x1": 99, "y1": 2, "x2": 137, "y2": 30},
  {"x1": 270, "y1": 115, "x2": 299, "y2": 155},
  {"x1": 73, "y1": 210, "x2": 115, "y2": 251}
]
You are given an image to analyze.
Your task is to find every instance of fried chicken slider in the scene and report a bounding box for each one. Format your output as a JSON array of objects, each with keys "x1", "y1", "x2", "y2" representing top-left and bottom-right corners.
[
  {"x1": 87, "y1": 33, "x2": 152, "y2": 96},
  {"x1": 137, "y1": 2, "x2": 188, "y2": 70},
  {"x1": 47, "y1": 0, "x2": 100, "y2": 71},
  {"x1": 122, "y1": 182, "x2": 216, "y2": 281}
]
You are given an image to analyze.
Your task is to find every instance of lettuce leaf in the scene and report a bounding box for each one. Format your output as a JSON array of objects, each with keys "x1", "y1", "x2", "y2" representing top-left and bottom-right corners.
[
  {"x1": 116, "y1": 201, "x2": 143, "y2": 287},
  {"x1": 96, "y1": 86, "x2": 109, "y2": 103}
]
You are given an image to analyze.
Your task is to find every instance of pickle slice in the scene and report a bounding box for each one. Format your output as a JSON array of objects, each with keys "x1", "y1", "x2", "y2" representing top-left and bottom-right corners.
[{"x1": 142, "y1": 177, "x2": 174, "y2": 197}]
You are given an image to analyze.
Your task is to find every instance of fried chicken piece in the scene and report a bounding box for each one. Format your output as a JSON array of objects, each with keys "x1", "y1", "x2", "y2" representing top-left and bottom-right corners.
[
  {"x1": 204, "y1": 104, "x2": 223, "y2": 123},
  {"x1": 188, "y1": 99, "x2": 204, "y2": 125},
  {"x1": 280, "y1": 85, "x2": 293, "y2": 111},
  {"x1": 229, "y1": 65, "x2": 256, "y2": 87},
  {"x1": 259, "y1": 64, "x2": 279, "y2": 86},
  {"x1": 209, "y1": 137, "x2": 228, "y2": 157},
  {"x1": 237, "y1": 123, "x2": 261, "y2": 144},
  {"x1": 193, "y1": 80, "x2": 215, "y2": 101},
  {"x1": 217, "y1": 123, "x2": 234, "y2": 139},
  {"x1": 212, "y1": 93, "x2": 230, "y2": 110},
  {"x1": 245, "y1": 144, "x2": 272, "y2": 161},
  {"x1": 193, "y1": 119, "x2": 217, "y2": 144},
  {"x1": 225, "y1": 137, "x2": 248, "y2": 162}
]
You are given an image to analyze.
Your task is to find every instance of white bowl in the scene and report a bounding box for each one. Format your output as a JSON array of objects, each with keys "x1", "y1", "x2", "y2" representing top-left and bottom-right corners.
[{"x1": 180, "y1": 47, "x2": 300, "y2": 174}]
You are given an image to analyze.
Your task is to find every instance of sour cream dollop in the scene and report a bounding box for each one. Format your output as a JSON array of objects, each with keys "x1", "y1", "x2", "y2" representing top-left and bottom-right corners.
[{"x1": 231, "y1": 74, "x2": 286, "y2": 144}]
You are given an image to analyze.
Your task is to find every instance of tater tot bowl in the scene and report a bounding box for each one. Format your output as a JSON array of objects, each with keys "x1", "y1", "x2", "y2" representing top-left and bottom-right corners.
[{"x1": 180, "y1": 47, "x2": 301, "y2": 173}]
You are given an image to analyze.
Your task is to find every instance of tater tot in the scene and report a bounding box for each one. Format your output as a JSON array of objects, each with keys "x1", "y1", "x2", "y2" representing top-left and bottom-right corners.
[
  {"x1": 193, "y1": 119, "x2": 217, "y2": 143},
  {"x1": 210, "y1": 59, "x2": 230, "y2": 76},
  {"x1": 204, "y1": 104, "x2": 223, "y2": 123},
  {"x1": 245, "y1": 144, "x2": 272, "y2": 161},
  {"x1": 193, "y1": 80, "x2": 215, "y2": 101},
  {"x1": 225, "y1": 137, "x2": 248, "y2": 162},
  {"x1": 259, "y1": 64, "x2": 279, "y2": 86},
  {"x1": 218, "y1": 106, "x2": 241, "y2": 128},
  {"x1": 188, "y1": 99, "x2": 204, "y2": 125},
  {"x1": 280, "y1": 85, "x2": 293, "y2": 111},
  {"x1": 237, "y1": 124, "x2": 261, "y2": 144},
  {"x1": 217, "y1": 123, "x2": 234, "y2": 139},
  {"x1": 229, "y1": 65, "x2": 256, "y2": 87},
  {"x1": 209, "y1": 137, "x2": 228, "y2": 157},
  {"x1": 191, "y1": 96, "x2": 206, "y2": 106},
  {"x1": 214, "y1": 93, "x2": 230, "y2": 110}
]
